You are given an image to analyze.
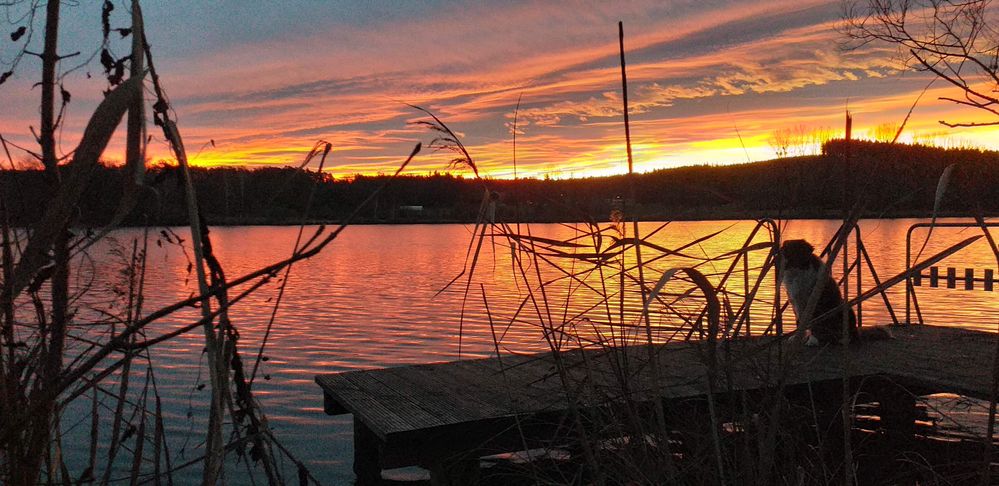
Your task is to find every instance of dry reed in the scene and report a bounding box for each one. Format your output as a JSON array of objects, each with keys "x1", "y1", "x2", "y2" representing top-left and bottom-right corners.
[{"x1": 0, "y1": 3, "x2": 421, "y2": 484}]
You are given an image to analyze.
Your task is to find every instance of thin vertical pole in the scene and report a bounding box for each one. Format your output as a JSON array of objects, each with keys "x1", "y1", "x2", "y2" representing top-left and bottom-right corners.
[
  {"x1": 856, "y1": 228, "x2": 862, "y2": 328},
  {"x1": 619, "y1": 21, "x2": 634, "y2": 175},
  {"x1": 843, "y1": 111, "x2": 852, "y2": 211},
  {"x1": 841, "y1": 110, "x2": 855, "y2": 486},
  {"x1": 619, "y1": 20, "x2": 680, "y2": 481},
  {"x1": 513, "y1": 93, "x2": 522, "y2": 180},
  {"x1": 842, "y1": 111, "x2": 852, "y2": 339},
  {"x1": 906, "y1": 227, "x2": 913, "y2": 324},
  {"x1": 744, "y1": 253, "x2": 750, "y2": 336}
]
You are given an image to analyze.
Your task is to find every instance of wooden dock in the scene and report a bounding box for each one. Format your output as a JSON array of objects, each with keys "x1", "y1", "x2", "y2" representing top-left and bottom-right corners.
[{"x1": 316, "y1": 325, "x2": 997, "y2": 484}]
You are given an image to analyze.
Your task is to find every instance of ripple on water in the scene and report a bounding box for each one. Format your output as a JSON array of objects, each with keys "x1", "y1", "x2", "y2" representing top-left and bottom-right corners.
[{"x1": 58, "y1": 220, "x2": 998, "y2": 483}]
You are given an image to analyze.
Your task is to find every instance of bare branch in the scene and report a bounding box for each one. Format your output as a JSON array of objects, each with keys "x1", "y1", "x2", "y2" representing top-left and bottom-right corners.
[{"x1": 843, "y1": 0, "x2": 999, "y2": 126}]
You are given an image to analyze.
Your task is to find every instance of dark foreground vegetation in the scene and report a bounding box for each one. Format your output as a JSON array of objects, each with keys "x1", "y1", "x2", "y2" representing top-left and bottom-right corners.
[
  {"x1": 3, "y1": 0, "x2": 999, "y2": 483},
  {"x1": 4, "y1": 139, "x2": 998, "y2": 226}
]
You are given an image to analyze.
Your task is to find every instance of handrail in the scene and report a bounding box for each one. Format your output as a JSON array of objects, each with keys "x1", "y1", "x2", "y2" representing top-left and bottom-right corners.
[
  {"x1": 816, "y1": 221, "x2": 867, "y2": 329},
  {"x1": 791, "y1": 220, "x2": 901, "y2": 332},
  {"x1": 905, "y1": 221, "x2": 999, "y2": 324}
]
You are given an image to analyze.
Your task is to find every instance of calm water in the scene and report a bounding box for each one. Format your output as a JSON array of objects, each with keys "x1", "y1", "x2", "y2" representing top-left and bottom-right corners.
[{"x1": 60, "y1": 219, "x2": 998, "y2": 484}]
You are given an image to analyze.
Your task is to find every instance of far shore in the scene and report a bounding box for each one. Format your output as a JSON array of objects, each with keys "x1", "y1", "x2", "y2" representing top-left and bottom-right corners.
[{"x1": 98, "y1": 209, "x2": 994, "y2": 228}]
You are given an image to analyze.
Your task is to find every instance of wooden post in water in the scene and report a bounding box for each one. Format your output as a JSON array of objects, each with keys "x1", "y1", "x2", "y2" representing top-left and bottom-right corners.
[
  {"x1": 872, "y1": 378, "x2": 917, "y2": 452},
  {"x1": 352, "y1": 417, "x2": 382, "y2": 485},
  {"x1": 426, "y1": 453, "x2": 480, "y2": 486}
]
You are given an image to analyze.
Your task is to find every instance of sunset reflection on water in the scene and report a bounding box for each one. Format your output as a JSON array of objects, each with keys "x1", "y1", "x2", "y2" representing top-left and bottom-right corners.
[{"x1": 65, "y1": 219, "x2": 997, "y2": 483}]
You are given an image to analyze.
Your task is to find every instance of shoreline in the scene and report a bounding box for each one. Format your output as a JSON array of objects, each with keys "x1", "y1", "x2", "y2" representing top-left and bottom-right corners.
[{"x1": 78, "y1": 210, "x2": 997, "y2": 228}]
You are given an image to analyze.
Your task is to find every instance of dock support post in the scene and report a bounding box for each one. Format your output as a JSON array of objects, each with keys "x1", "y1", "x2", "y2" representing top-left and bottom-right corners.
[
  {"x1": 875, "y1": 381, "x2": 916, "y2": 450},
  {"x1": 353, "y1": 417, "x2": 382, "y2": 485},
  {"x1": 427, "y1": 453, "x2": 480, "y2": 486}
]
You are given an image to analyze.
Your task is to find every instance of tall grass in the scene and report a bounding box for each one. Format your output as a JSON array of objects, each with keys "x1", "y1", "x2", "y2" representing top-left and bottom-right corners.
[{"x1": 0, "y1": 3, "x2": 421, "y2": 484}]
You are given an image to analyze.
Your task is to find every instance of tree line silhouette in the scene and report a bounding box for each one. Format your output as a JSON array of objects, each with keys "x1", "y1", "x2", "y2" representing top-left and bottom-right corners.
[{"x1": 2, "y1": 139, "x2": 996, "y2": 226}]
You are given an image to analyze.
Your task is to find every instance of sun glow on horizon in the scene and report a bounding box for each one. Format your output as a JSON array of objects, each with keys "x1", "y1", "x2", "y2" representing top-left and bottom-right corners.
[
  {"x1": 5, "y1": 1, "x2": 999, "y2": 181},
  {"x1": 137, "y1": 112, "x2": 999, "y2": 181}
]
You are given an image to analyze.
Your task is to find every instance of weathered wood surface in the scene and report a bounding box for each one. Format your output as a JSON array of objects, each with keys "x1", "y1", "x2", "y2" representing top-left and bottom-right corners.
[{"x1": 315, "y1": 324, "x2": 994, "y2": 469}]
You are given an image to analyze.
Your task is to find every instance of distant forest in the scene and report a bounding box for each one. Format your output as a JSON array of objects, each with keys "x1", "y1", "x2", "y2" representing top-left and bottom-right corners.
[{"x1": 3, "y1": 140, "x2": 998, "y2": 226}]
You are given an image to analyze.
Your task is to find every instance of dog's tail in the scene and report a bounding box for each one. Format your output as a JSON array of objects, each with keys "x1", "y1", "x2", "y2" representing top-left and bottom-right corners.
[{"x1": 856, "y1": 326, "x2": 894, "y2": 341}]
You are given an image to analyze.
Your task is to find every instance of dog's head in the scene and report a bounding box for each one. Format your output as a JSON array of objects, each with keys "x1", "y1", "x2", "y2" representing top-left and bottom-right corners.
[{"x1": 780, "y1": 239, "x2": 816, "y2": 269}]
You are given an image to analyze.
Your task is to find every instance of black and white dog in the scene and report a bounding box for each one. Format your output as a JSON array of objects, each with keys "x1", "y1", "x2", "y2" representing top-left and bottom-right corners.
[{"x1": 780, "y1": 239, "x2": 867, "y2": 346}]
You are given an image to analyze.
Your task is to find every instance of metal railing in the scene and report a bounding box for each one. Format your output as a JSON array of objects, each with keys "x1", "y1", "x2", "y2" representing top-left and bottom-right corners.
[
  {"x1": 905, "y1": 221, "x2": 999, "y2": 325},
  {"x1": 815, "y1": 221, "x2": 904, "y2": 330},
  {"x1": 769, "y1": 220, "x2": 900, "y2": 335}
]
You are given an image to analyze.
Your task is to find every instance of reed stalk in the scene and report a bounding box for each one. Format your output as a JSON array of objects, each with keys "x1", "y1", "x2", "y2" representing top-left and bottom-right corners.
[
  {"x1": 163, "y1": 115, "x2": 227, "y2": 484},
  {"x1": 18, "y1": 2, "x2": 64, "y2": 482},
  {"x1": 250, "y1": 142, "x2": 332, "y2": 385}
]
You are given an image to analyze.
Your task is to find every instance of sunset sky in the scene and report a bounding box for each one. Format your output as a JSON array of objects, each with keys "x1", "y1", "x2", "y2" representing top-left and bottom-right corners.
[{"x1": 2, "y1": 0, "x2": 998, "y2": 179}]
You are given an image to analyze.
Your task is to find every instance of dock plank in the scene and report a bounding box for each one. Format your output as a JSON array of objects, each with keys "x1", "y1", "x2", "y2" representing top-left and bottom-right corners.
[
  {"x1": 348, "y1": 369, "x2": 452, "y2": 434},
  {"x1": 379, "y1": 363, "x2": 508, "y2": 425},
  {"x1": 442, "y1": 359, "x2": 551, "y2": 414},
  {"x1": 316, "y1": 373, "x2": 417, "y2": 439}
]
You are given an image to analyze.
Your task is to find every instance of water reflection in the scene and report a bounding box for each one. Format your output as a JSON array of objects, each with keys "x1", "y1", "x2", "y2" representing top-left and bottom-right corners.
[{"x1": 61, "y1": 219, "x2": 997, "y2": 483}]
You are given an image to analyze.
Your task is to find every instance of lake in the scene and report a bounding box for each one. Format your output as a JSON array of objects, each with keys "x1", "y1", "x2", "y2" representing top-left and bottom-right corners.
[{"x1": 60, "y1": 218, "x2": 998, "y2": 484}]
